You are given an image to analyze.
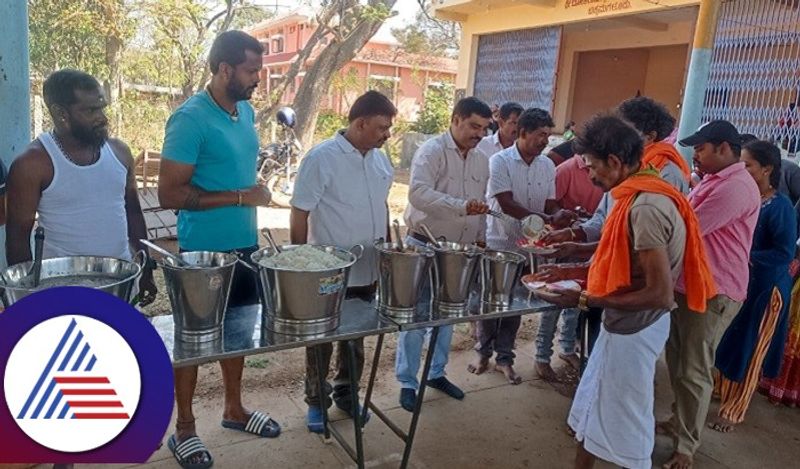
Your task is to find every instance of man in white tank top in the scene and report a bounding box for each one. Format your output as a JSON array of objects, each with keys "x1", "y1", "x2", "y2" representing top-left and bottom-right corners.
[{"x1": 5, "y1": 69, "x2": 157, "y2": 304}]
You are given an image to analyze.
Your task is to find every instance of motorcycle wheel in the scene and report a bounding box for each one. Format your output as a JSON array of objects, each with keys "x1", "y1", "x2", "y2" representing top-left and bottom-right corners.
[{"x1": 266, "y1": 171, "x2": 296, "y2": 208}]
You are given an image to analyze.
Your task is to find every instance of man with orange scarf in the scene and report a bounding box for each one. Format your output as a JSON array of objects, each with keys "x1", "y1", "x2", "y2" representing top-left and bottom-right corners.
[
  {"x1": 543, "y1": 96, "x2": 690, "y2": 252},
  {"x1": 536, "y1": 114, "x2": 715, "y2": 469},
  {"x1": 540, "y1": 97, "x2": 691, "y2": 364}
]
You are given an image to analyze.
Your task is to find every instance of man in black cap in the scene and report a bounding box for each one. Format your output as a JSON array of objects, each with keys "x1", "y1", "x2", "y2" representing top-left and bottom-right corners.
[
  {"x1": 660, "y1": 120, "x2": 761, "y2": 469},
  {"x1": 546, "y1": 139, "x2": 575, "y2": 166}
]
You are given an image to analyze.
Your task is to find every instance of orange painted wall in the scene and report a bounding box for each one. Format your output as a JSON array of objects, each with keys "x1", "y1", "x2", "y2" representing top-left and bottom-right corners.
[
  {"x1": 569, "y1": 44, "x2": 688, "y2": 127},
  {"x1": 570, "y1": 48, "x2": 650, "y2": 127}
]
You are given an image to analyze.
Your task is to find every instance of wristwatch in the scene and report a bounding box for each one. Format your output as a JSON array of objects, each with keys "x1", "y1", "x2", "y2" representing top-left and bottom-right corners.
[{"x1": 578, "y1": 290, "x2": 590, "y2": 312}]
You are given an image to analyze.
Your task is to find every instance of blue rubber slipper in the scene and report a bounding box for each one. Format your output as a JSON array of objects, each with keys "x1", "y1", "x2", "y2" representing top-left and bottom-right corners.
[
  {"x1": 167, "y1": 434, "x2": 213, "y2": 469},
  {"x1": 221, "y1": 410, "x2": 281, "y2": 438}
]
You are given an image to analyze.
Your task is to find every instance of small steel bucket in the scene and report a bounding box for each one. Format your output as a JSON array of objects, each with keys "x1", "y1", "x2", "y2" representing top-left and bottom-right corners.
[
  {"x1": 0, "y1": 254, "x2": 143, "y2": 307},
  {"x1": 161, "y1": 251, "x2": 238, "y2": 343},
  {"x1": 252, "y1": 244, "x2": 362, "y2": 336},
  {"x1": 375, "y1": 240, "x2": 435, "y2": 319},
  {"x1": 430, "y1": 241, "x2": 483, "y2": 316},
  {"x1": 481, "y1": 250, "x2": 526, "y2": 310}
]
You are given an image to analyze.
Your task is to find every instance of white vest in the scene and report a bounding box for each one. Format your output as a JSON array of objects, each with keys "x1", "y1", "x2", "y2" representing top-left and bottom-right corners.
[{"x1": 37, "y1": 132, "x2": 131, "y2": 260}]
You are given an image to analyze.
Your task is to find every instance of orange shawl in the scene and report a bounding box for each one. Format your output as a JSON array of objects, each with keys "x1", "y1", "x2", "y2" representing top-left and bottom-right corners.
[
  {"x1": 642, "y1": 141, "x2": 692, "y2": 182},
  {"x1": 587, "y1": 170, "x2": 716, "y2": 312}
]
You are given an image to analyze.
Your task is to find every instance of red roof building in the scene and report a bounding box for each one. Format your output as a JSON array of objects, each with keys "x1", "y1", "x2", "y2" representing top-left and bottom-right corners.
[{"x1": 247, "y1": 9, "x2": 457, "y2": 120}]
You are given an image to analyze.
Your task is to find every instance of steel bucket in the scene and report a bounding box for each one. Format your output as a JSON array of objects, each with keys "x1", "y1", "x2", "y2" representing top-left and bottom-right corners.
[
  {"x1": 161, "y1": 251, "x2": 237, "y2": 343},
  {"x1": 375, "y1": 240, "x2": 435, "y2": 319},
  {"x1": 430, "y1": 241, "x2": 483, "y2": 316},
  {"x1": 0, "y1": 254, "x2": 143, "y2": 307},
  {"x1": 252, "y1": 244, "x2": 362, "y2": 336},
  {"x1": 481, "y1": 250, "x2": 526, "y2": 310}
]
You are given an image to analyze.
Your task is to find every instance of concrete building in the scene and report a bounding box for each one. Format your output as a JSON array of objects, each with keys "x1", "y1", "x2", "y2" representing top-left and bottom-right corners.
[
  {"x1": 432, "y1": 0, "x2": 800, "y2": 151},
  {"x1": 247, "y1": 8, "x2": 457, "y2": 120}
]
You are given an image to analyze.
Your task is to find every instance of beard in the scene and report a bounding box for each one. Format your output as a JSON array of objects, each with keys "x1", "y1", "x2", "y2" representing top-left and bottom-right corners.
[
  {"x1": 71, "y1": 122, "x2": 108, "y2": 146},
  {"x1": 227, "y1": 79, "x2": 256, "y2": 101}
]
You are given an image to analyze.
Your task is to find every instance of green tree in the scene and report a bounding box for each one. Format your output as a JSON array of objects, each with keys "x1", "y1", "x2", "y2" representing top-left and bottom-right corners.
[
  {"x1": 256, "y1": 0, "x2": 398, "y2": 148},
  {"x1": 136, "y1": 0, "x2": 271, "y2": 99},
  {"x1": 412, "y1": 84, "x2": 454, "y2": 135},
  {"x1": 391, "y1": 1, "x2": 460, "y2": 58},
  {"x1": 28, "y1": 0, "x2": 136, "y2": 106},
  {"x1": 30, "y1": 0, "x2": 273, "y2": 155}
]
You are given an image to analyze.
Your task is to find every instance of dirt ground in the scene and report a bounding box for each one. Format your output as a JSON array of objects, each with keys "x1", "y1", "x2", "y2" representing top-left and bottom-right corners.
[{"x1": 69, "y1": 169, "x2": 799, "y2": 469}]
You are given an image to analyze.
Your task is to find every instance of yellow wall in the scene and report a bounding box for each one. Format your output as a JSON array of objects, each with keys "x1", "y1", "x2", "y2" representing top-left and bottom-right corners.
[
  {"x1": 453, "y1": 0, "x2": 699, "y2": 91},
  {"x1": 643, "y1": 44, "x2": 691, "y2": 114}
]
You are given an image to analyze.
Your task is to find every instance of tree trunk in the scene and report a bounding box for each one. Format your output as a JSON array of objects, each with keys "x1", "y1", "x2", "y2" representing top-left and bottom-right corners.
[
  {"x1": 104, "y1": 34, "x2": 123, "y2": 131},
  {"x1": 104, "y1": 35, "x2": 122, "y2": 105},
  {"x1": 291, "y1": 0, "x2": 397, "y2": 148},
  {"x1": 256, "y1": 3, "x2": 342, "y2": 127}
]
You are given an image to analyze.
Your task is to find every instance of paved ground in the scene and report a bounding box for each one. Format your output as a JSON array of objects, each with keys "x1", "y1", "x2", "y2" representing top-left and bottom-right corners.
[{"x1": 47, "y1": 331, "x2": 800, "y2": 469}]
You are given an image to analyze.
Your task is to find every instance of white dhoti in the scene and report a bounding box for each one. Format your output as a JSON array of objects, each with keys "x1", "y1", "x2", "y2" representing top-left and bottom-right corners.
[{"x1": 568, "y1": 314, "x2": 670, "y2": 469}]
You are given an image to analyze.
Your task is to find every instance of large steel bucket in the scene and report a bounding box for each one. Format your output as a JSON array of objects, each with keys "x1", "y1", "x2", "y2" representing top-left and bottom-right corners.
[
  {"x1": 0, "y1": 255, "x2": 143, "y2": 307},
  {"x1": 252, "y1": 244, "x2": 362, "y2": 336},
  {"x1": 431, "y1": 241, "x2": 483, "y2": 316},
  {"x1": 161, "y1": 251, "x2": 237, "y2": 343},
  {"x1": 375, "y1": 240, "x2": 435, "y2": 319},
  {"x1": 481, "y1": 250, "x2": 526, "y2": 310}
]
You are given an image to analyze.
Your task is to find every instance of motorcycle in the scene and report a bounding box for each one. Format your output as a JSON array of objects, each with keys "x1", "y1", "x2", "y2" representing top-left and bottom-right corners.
[{"x1": 257, "y1": 107, "x2": 303, "y2": 208}]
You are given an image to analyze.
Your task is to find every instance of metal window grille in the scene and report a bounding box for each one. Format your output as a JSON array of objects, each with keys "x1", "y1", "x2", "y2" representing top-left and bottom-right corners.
[
  {"x1": 702, "y1": 0, "x2": 800, "y2": 154},
  {"x1": 473, "y1": 26, "x2": 562, "y2": 111}
]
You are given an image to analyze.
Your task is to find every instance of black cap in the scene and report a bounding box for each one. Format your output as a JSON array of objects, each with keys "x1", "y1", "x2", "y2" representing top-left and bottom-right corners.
[
  {"x1": 549, "y1": 140, "x2": 574, "y2": 159},
  {"x1": 679, "y1": 120, "x2": 741, "y2": 147}
]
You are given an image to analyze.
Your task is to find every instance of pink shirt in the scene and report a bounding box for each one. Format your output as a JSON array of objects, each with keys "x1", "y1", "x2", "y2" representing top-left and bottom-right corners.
[
  {"x1": 676, "y1": 162, "x2": 760, "y2": 302},
  {"x1": 555, "y1": 156, "x2": 604, "y2": 212}
]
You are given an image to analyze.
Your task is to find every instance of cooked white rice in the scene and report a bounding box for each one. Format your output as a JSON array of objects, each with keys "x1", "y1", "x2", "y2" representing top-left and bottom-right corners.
[{"x1": 262, "y1": 245, "x2": 346, "y2": 270}]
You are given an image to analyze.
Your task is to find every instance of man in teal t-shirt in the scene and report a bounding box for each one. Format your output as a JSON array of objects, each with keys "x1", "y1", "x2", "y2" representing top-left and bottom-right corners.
[{"x1": 159, "y1": 30, "x2": 280, "y2": 468}]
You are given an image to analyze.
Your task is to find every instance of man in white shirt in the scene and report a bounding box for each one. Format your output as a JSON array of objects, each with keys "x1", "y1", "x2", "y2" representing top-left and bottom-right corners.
[
  {"x1": 397, "y1": 97, "x2": 492, "y2": 411},
  {"x1": 477, "y1": 102, "x2": 524, "y2": 159},
  {"x1": 289, "y1": 91, "x2": 396, "y2": 433},
  {"x1": 470, "y1": 108, "x2": 559, "y2": 383}
]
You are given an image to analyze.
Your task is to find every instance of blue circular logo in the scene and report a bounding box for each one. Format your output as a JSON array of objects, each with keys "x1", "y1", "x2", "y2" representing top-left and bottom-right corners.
[{"x1": 0, "y1": 287, "x2": 173, "y2": 463}]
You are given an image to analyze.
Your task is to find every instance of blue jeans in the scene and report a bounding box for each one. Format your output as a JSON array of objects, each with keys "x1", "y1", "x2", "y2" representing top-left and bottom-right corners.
[
  {"x1": 535, "y1": 308, "x2": 578, "y2": 363},
  {"x1": 395, "y1": 235, "x2": 457, "y2": 390},
  {"x1": 395, "y1": 325, "x2": 454, "y2": 390}
]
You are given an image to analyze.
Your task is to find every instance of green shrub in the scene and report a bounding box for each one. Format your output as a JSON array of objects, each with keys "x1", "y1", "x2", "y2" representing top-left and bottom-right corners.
[
  {"x1": 315, "y1": 111, "x2": 348, "y2": 143},
  {"x1": 386, "y1": 119, "x2": 412, "y2": 167},
  {"x1": 411, "y1": 85, "x2": 454, "y2": 135}
]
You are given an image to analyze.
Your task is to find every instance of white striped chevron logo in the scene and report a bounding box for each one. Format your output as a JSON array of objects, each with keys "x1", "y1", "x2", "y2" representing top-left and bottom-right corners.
[{"x1": 4, "y1": 315, "x2": 141, "y2": 452}]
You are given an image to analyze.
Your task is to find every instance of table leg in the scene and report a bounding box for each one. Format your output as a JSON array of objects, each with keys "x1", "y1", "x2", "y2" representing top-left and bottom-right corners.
[
  {"x1": 400, "y1": 326, "x2": 440, "y2": 469},
  {"x1": 313, "y1": 345, "x2": 331, "y2": 441},
  {"x1": 361, "y1": 333, "x2": 384, "y2": 425},
  {"x1": 345, "y1": 339, "x2": 365, "y2": 469},
  {"x1": 314, "y1": 342, "x2": 362, "y2": 466}
]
